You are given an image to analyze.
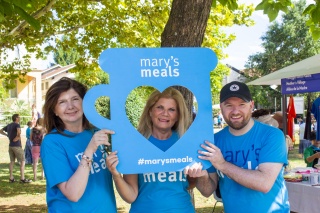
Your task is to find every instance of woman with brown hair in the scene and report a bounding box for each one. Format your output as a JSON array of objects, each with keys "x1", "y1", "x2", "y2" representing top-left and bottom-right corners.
[{"x1": 40, "y1": 77, "x2": 117, "y2": 212}]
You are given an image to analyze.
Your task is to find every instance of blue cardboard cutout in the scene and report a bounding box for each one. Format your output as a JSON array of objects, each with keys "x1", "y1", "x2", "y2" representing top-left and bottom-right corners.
[{"x1": 83, "y1": 48, "x2": 217, "y2": 174}]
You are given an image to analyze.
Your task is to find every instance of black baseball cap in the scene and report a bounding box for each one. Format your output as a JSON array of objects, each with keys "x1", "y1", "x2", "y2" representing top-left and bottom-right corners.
[{"x1": 220, "y1": 81, "x2": 252, "y2": 103}]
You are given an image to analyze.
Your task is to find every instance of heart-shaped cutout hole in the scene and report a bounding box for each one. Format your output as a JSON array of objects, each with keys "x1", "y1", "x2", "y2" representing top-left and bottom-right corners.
[{"x1": 125, "y1": 85, "x2": 196, "y2": 152}]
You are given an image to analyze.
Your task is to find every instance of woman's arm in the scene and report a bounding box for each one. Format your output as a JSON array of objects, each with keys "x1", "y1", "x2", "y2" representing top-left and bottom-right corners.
[
  {"x1": 187, "y1": 176, "x2": 196, "y2": 190},
  {"x1": 57, "y1": 129, "x2": 114, "y2": 202},
  {"x1": 106, "y1": 151, "x2": 139, "y2": 203}
]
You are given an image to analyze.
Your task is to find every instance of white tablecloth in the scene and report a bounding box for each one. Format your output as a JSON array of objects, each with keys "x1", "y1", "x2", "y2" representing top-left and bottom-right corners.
[{"x1": 286, "y1": 181, "x2": 320, "y2": 213}]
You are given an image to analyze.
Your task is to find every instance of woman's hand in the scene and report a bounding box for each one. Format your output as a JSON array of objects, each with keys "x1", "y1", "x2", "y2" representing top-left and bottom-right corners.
[
  {"x1": 184, "y1": 162, "x2": 206, "y2": 178},
  {"x1": 106, "y1": 151, "x2": 121, "y2": 177},
  {"x1": 87, "y1": 129, "x2": 114, "y2": 154}
]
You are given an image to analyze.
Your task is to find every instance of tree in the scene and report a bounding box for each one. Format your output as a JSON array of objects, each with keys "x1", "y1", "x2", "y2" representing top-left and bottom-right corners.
[
  {"x1": 244, "y1": 0, "x2": 320, "y2": 109},
  {"x1": 0, "y1": 0, "x2": 253, "y2": 99},
  {"x1": 53, "y1": 36, "x2": 80, "y2": 66},
  {"x1": 2, "y1": 0, "x2": 318, "y2": 101}
]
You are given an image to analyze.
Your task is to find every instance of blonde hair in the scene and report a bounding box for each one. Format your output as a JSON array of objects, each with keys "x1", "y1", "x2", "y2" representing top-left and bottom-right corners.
[{"x1": 137, "y1": 87, "x2": 191, "y2": 139}]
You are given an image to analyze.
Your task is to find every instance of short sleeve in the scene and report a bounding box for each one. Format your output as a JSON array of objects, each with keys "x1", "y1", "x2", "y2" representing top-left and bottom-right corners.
[
  {"x1": 258, "y1": 128, "x2": 288, "y2": 165},
  {"x1": 41, "y1": 136, "x2": 76, "y2": 188}
]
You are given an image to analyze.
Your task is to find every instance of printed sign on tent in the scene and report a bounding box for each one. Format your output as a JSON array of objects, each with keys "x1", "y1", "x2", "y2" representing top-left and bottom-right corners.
[
  {"x1": 83, "y1": 48, "x2": 218, "y2": 174},
  {"x1": 281, "y1": 73, "x2": 320, "y2": 94}
]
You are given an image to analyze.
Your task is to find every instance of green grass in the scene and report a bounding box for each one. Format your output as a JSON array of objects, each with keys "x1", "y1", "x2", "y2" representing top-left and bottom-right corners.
[{"x1": 0, "y1": 135, "x2": 305, "y2": 213}]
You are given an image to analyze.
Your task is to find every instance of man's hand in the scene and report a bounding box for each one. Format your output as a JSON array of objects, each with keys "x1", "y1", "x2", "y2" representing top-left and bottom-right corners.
[{"x1": 13, "y1": 136, "x2": 21, "y2": 142}]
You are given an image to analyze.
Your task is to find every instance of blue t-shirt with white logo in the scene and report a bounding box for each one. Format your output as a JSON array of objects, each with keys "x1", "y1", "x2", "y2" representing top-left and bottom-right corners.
[
  {"x1": 129, "y1": 131, "x2": 194, "y2": 213},
  {"x1": 41, "y1": 129, "x2": 117, "y2": 213},
  {"x1": 210, "y1": 121, "x2": 290, "y2": 213}
]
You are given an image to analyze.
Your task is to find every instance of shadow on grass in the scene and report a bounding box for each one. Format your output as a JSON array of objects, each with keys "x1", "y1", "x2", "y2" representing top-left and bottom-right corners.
[
  {"x1": 0, "y1": 204, "x2": 47, "y2": 213},
  {"x1": 196, "y1": 206, "x2": 223, "y2": 213},
  {"x1": 0, "y1": 162, "x2": 46, "y2": 198}
]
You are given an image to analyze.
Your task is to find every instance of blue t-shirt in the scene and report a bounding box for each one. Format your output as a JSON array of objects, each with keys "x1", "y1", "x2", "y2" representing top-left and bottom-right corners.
[
  {"x1": 129, "y1": 132, "x2": 194, "y2": 213},
  {"x1": 149, "y1": 131, "x2": 179, "y2": 152},
  {"x1": 210, "y1": 121, "x2": 290, "y2": 213},
  {"x1": 40, "y1": 129, "x2": 117, "y2": 213},
  {"x1": 26, "y1": 127, "x2": 31, "y2": 139}
]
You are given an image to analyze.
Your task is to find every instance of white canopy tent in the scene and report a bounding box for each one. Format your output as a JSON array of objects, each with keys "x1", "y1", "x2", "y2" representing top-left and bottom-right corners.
[
  {"x1": 247, "y1": 53, "x2": 320, "y2": 86},
  {"x1": 246, "y1": 53, "x2": 320, "y2": 138}
]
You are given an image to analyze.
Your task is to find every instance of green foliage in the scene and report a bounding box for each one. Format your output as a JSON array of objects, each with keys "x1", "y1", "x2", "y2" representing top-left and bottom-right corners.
[
  {"x1": 8, "y1": 99, "x2": 31, "y2": 116},
  {"x1": 303, "y1": 1, "x2": 320, "y2": 40},
  {"x1": 125, "y1": 86, "x2": 154, "y2": 128},
  {"x1": 95, "y1": 96, "x2": 110, "y2": 120},
  {"x1": 0, "y1": 0, "x2": 40, "y2": 30},
  {"x1": 256, "y1": 0, "x2": 292, "y2": 21},
  {"x1": 244, "y1": 0, "x2": 320, "y2": 109},
  {"x1": 0, "y1": 99, "x2": 31, "y2": 126},
  {"x1": 0, "y1": 80, "x2": 9, "y2": 101},
  {"x1": 1, "y1": 0, "x2": 252, "y2": 89},
  {"x1": 0, "y1": 55, "x2": 31, "y2": 89},
  {"x1": 53, "y1": 36, "x2": 80, "y2": 66},
  {"x1": 75, "y1": 64, "x2": 110, "y2": 88}
]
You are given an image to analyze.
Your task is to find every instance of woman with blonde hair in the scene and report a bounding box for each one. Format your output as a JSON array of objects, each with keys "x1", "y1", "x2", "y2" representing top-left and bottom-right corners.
[{"x1": 107, "y1": 87, "x2": 196, "y2": 213}]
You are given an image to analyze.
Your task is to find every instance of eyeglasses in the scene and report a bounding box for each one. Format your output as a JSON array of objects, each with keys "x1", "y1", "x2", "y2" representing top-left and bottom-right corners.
[{"x1": 98, "y1": 145, "x2": 109, "y2": 159}]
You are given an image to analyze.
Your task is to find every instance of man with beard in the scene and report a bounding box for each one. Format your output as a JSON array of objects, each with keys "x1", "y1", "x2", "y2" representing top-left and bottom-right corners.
[{"x1": 185, "y1": 81, "x2": 290, "y2": 213}]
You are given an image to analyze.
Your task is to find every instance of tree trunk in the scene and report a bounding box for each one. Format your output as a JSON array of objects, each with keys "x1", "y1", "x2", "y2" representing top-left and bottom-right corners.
[
  {"x1": 161, "y1": 0, "x2": 213, "y2": 207},
  {"x1": 161, "y1": 0, "x2": 212, "y2": 47}
]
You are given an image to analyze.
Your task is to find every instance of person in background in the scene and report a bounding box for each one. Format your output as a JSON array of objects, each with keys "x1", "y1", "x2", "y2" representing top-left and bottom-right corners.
[
  {"x1": 304, "y1": 132, "x2": 320, "y2": 168},
  {"x1": 106, "y1": 87, "x2": 196, "y2": 213},
  {"x1": 252, "y1": 109, "x2": 293, "y2": 151},
  {"x1": 252, "y1": 109, "x2": 279, "y2": 127},
  {"x1": 31, "y1": 118, "x2": 45, "y2": 181},
  {"x1": 40, "y1": 77, "x2": 117, "y2": 212},
  {"x1": 24, "y1": 121, "x2": 33, "y2": 165},
  {"x1": 0, "y1": 114, "x2": 32, "y2": 183},
  {"x1": 185, "y1": 81, "x2": 290, "y2": 213},
  {"x1": 217, "y1": 111, "x2": 223, "y2": 128},
  {"x1": 273, "y1": 111, "x2": 284, "y2": 132},
  {"x1": 213, "y1": 116, "x2": 218, "y2": 127},
  {"x1": 311, "y1": 114, "x2": 317, "y2": 133},
  {"x1": 31, "y1": 104, "x2": 39, "y2": 127},
  {"x1": 297, "y1": 116, "x2": 306, "y2": 141}
]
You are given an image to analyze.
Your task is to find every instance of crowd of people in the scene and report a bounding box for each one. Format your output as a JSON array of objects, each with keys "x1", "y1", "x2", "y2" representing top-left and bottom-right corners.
[{"x1": 2, "y1": 78, "x2": 320, "y2": 212}]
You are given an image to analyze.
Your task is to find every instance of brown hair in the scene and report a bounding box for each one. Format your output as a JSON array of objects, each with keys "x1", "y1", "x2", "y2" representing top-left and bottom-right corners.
[
  {"x1": 43, "y1": 77, "x2": 91, "y2": 134},
  {"x1": 252, "y1": 109, "x2": 271, "y2": 118},
  {"x1": 137, "y1": 87, "x2": 191, "y2": 139},
  {"x1": 12, "y1": 114, "x2": 19, "y2": 122}
]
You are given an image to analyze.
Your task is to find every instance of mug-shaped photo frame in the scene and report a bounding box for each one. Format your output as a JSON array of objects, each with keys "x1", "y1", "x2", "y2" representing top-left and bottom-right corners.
[{"x1": 83, "y1": 47, "x2": 218, "y2": 174}]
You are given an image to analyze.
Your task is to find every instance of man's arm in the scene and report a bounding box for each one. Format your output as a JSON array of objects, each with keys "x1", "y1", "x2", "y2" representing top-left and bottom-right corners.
[
  {"x1": 215, "y1": 161, "x2": 283, "y2": 193},
  {"x1": 0, "y1": 129, "x2": 7, "y2": 137},
  {"x1": 13, "y1": 128, "x2": 21, "y2": 142},
  {"x1": 195, "y1": 172, "x2": 218, "y2": 197},
  {"x1": 184, "y1": 162, "x2": 218, "y2": 197},
  {"x1": 199, "y1": 141, "x2": 283, "y2": 193}
]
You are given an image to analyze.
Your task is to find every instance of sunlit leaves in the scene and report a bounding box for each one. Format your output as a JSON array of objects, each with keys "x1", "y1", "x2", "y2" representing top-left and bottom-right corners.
[
  {"x1": 303, "y1": 3, "x2": 320, "y2": 40},
  {"x1": 0, "y1": 0, "x2": 40, "y2": 30},
  {"x1": 256, "y1": 0, "x2": 293, "y2": 21}
]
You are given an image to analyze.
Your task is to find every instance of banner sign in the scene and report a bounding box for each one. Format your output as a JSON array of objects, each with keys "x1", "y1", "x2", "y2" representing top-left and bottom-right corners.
[
  {"x1": 83, "y1": 48, "x2": 217, "y2": 174},
  {"x1": 281, "y1": 73, "x2": 320, "y2": 94}
]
